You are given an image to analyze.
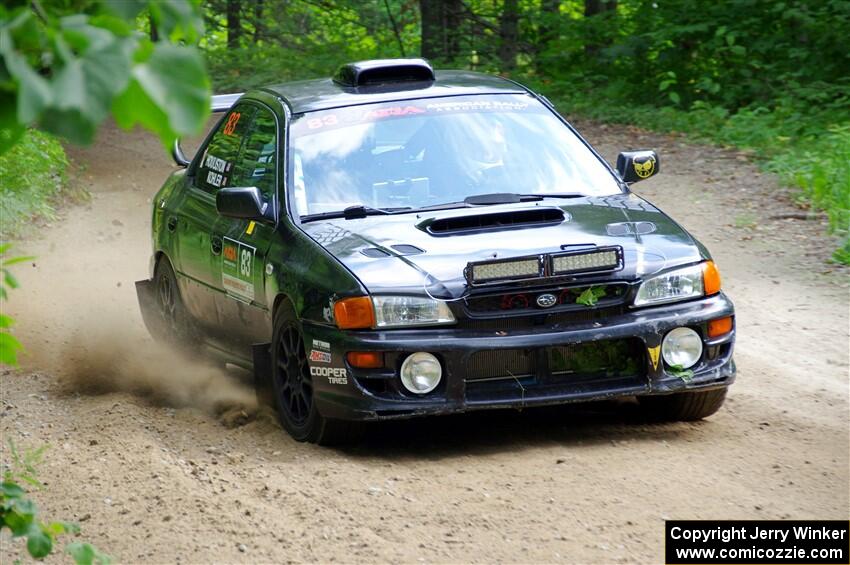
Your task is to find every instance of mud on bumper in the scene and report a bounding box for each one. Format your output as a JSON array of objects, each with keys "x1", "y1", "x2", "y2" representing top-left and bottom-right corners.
[{"x1": 306, "y1": 294, "x2": 736, "y2": 421}]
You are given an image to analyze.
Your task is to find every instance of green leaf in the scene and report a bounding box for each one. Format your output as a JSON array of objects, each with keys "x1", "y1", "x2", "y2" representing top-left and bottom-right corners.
[
  {"x1": 1, "y1": 256, "x2": 35, "y2": 266},
  {"x1": 102, "y1": 0, "x2": 147, "y2": 21},
  {"x1": 67, "y1": 542, "x2": 111, "y2": 565},
  {"x1": 26, "y1": 526, "x2": 53, "y2": 559},
  {"x1": 668, "y1": 92, "x2": 681, "y2": 105},
  {"x1": 4, "y1": 508, "x2": 34, "y2": 536},
  {"x1": 667, "y1": 364, "x2": 694, "y2": 381},
  {"x1": 37, "y1": 18, "x2": 135, "y2": 145},
  {"x1": 113, "y1": 42, "x2": 209, "y2": 147},
  {"x1": 0, "y1": 331, "x2": 23, "y2": 366},
  {"x1": 576, "y1": 286, "x2": 606, "y2": 306},
  {"x1": 46, "y1": 520, "x2": 79, "y2": 535},
  {"x1": 150, "y1": 0, "x2": 204, "y2": 43},
  {"x1": 0, "y1": 314, "x2": 15, "y2": 329},
  {"x1": 0, "y1": 481, "x2": 26, "y2": 498},
  {"x1": 3, "y1": 268, "x2": 19, "y2": 289}
]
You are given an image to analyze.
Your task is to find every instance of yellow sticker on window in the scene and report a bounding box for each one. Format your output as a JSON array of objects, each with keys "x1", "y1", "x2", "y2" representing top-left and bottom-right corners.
[{"x1": 245, "y1": 221, "x2": 256, "y2": 235}]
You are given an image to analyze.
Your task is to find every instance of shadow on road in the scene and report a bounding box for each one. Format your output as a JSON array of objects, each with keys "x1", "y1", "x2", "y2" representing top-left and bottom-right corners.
[{"x1": 332, "y1": 399, "x2": 710, "y2": 460}]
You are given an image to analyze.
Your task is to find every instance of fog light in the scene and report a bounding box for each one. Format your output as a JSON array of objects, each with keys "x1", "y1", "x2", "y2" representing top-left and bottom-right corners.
[
  {"x1": 662, "y1": 327, "x2": 703, "y2": 369},
  {"x1": 400, "y1": 352, "x2": 442, "y2": 394}
]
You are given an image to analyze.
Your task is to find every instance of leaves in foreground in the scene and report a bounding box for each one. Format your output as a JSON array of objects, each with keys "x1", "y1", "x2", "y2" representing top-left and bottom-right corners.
[{"x1": 1, "y1": 443, "x2": 110, "y2": 564}]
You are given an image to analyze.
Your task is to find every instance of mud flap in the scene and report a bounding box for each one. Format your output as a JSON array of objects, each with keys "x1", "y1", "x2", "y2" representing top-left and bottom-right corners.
[
  {"x1": 135, "y1": 279, "x2": 167, "y2": 340},
  {"x1": 252, "y1": 342, "x2": 274, "y2": 407}
]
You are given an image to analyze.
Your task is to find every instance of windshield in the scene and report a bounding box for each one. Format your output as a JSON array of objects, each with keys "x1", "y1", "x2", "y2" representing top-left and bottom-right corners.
[{"x1": 288, "y1": 94, "x2": 622, "y2": 217}]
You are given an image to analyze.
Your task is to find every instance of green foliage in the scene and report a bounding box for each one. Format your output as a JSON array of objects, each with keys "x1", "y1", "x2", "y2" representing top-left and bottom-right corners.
[
  {"x1": 0, "y1": 129, "x2": 69, "y2": 239},
  {"x1": 769, "y1": 126, "x2": 850, "y2": 263},
  {"x1": 576, "y1": 286, "x2": 607, "y2": 307},
  {"x1": 667, "y1": 364, "x2": 694, "y2": 382},
  {"x1": 0, "y1": 0, "x2": 211, "y2": 154},
  {"x1": 1, "y1": 441, "x2": 110, "y2": 563},
  {"x1": 202, "y1": 1, "x2": 418, "y2": 92},
  {"x1": 0, "y1": 244, "x2": 33, "y2": 367},
  {"x1": 549, "y1": 340, "x2": 639, "y2": 376}
]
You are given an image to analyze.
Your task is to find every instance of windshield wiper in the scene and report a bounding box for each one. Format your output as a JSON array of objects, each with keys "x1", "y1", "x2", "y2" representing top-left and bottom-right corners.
[{"x1": 300, "y1": 204, "x2": 412, "y2": 223}]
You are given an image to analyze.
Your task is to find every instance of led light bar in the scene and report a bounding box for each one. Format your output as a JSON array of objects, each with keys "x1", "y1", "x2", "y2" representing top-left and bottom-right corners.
[
  {"x1": 551, "y1": 247, "x2": 622, "y2": 275},
  {"x1": 469, "y1": 256, "x2": 542, "y2": 284}
]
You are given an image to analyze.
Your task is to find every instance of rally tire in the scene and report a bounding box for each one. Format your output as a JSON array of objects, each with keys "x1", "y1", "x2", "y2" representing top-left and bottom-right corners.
[
  {"x1": 153, "y1": 256, "x2": 200, "y2": 351},
  {"x1": 640, "y1": 388, "x2": 728, "y2": 421},
  {"x1": 269, "y1": 306, "x2": 362, "y2": 445}
]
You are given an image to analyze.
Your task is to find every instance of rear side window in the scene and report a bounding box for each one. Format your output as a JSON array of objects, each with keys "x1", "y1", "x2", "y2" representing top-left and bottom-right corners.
[
  {"x1": 195, "y1": 105, "x2": 255, "y2": 193},
  {"x1": 231, "y1": 107, "x2": 277, "y2": 201}
]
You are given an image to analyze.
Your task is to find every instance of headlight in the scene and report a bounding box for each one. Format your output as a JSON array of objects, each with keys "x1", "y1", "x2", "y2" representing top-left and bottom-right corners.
[
  {"x1": 633, "y1": 262, "x2": 721, "y2": 307},
  {"x1": 400, "y1": 352, "x2": 442, "y2": 394},
  {"x1": 662, "y1": 327, "x2": 703, "y2": 369},
  {"x1": 373, "y1": 296, "x2": 456, "y2": 328}
]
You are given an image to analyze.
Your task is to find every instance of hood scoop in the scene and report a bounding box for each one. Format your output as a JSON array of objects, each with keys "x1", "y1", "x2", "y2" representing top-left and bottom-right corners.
[{"x1": 421, "y1": 208, "x2": 566, "y2": 236}]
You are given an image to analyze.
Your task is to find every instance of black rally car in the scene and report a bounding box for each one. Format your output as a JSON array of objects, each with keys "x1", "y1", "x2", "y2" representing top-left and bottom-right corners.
[{"x1": 136, "y1": 59, "x2": 736, "y2": 444}]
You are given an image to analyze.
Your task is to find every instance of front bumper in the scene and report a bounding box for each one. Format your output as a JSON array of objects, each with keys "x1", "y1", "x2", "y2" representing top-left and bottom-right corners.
[{"x1": 304, "y1": 293, "x2": 736, "y2": 421}]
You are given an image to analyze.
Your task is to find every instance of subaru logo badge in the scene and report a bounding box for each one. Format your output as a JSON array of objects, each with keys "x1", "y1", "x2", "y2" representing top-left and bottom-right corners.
[{"x1": 536, "y1": 293, "x2": 557, "y2": 308}]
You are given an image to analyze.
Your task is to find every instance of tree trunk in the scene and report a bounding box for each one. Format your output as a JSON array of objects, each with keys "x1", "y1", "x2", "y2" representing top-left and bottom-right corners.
[
  {"x1": 584, "y1": 0, "x2": 617, "y2": 56},
  {"x1": 538, "y1": 0, "x2": 560, "y2": 48},
  {"x1": 149, "y1": 13, "x2": 158, "y2": 42},
  {"x1": 420, "y1": 0, "x2": 442, "y2": 60},
  {"x1": 227, "y1": 0, "x2": 242, "y2": 49},
  {"x1": 420, "y1": 0, "x2": 463, "y2": 62},
  {"x1": 253, "y1": 0, "x2": 264, "y2": 43},
  {"x1": 498, "y1": 0, "x2": 519, "y2": 72}
]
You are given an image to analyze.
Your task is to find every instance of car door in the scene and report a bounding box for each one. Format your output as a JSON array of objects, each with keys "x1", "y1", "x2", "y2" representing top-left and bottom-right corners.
[
  {"x1": 212, "y1": 104, "x2": 280, "y2": 351},
  {"x1": 174, "y1": 104, "x2": 255, "y2": 329}
]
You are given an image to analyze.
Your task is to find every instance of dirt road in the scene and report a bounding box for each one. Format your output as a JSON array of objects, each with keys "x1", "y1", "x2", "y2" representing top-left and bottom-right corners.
[{"x1": 2, "y1": 120, "x2": 848, "y2": 563}]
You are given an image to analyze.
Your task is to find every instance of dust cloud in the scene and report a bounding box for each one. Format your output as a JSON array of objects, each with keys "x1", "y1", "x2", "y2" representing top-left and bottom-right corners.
[{"x1": 59, "y1": 320, "x2": 257, "y2": 425}]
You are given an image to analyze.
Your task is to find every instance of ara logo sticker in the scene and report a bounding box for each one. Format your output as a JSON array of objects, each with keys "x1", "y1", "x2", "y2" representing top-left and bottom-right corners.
[
  {"x1": 222, "y1": 237, "x2": 255, "y2": 302},
  {"x1": 633, "y1": 156, "x2": 656, "y2": 179},
  {"x1": 310, "y1": 366, "x2": 348, "y2": 385},
  {"x1": 648, "y1": 345, "x2": 661, "y2": 370},
  {"x1": 309, "y1": 350, "x2": 332, "y2": 363}
]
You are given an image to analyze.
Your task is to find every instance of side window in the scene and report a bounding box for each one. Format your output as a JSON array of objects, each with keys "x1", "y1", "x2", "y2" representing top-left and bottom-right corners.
[
  {"x1": 195, "y1": 105, "x2": 255, "y2": 193},
  {"x1": 232, "y1": 107, "x2": 277, "y2": 201}
]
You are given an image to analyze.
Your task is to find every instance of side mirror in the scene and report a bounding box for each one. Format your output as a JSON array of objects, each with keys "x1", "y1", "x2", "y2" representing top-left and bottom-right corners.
[
  {"x1": 216, "y1": 187, "x2": 271, "y2": 221},
  {"x1": 616, "y1": 150, "x2": 659, "y2": 183},
  {"x1": 171, "y1": 139, "x2": 190, "y2": 168}
]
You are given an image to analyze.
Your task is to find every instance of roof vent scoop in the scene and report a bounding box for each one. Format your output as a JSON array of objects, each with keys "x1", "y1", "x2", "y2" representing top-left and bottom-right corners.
[{"x1": 333, "y1": 58, "x2": 435, "y2": 87}]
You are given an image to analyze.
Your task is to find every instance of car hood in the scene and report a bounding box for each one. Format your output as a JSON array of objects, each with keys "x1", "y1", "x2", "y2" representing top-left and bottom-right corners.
[{"x1": 299, "y1": 193, "x2": 706, "y2": 297}]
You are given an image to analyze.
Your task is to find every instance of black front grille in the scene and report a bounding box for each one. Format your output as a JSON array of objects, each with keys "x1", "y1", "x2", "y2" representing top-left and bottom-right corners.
[
  {"x1": 456, "y1": 305, "x2": 626, "y2": 331},
  {"x1": 465, "y1": 282, "x2": 629, "y2": 314},
  {"x1": 465, "y1": 339, "x2": 644, "y2": 382},
  {"x1": 466, "y1": 349, "x2": 534, "y2": 381},
  {"x1": 464, "y1": 339, "x2": 648, "y2": 403}
]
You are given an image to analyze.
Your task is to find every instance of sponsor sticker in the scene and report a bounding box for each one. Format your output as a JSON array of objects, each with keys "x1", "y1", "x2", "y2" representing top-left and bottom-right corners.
[
  {"x1": 310, "y1": 366, "x2": 348, "y2": 385},
  {"x1": 309, "y1": 350, "x2": 332, "y2": 363},
  {"x1": 648, "y1": 345, "x2": 661, "y2": 371},
  {"x1": 312, "y1": 339, "x2": 330, "y2": 351},
  {"x1": 633, "y1": 155, "x2": 656, "y2": 179},
  {"x1": 222, "y1": 237, "x2": 255, "y2": 302}
]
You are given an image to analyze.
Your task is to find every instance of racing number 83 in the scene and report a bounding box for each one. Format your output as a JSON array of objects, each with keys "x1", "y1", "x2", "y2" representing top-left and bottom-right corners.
[
  {"x1": 223, "y1": 112, "x2": 241, "y2": 136},
  {"x1": 240, "y1": 248, "x2": 252, "y2": 277}
]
